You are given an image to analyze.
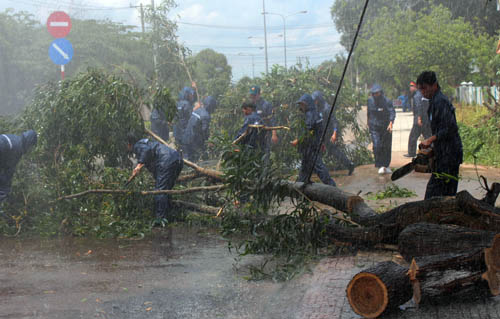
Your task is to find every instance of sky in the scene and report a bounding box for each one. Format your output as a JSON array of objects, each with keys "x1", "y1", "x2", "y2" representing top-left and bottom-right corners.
[{"x1": 0, "y1": 0, "x2": 345, "y2": 80}]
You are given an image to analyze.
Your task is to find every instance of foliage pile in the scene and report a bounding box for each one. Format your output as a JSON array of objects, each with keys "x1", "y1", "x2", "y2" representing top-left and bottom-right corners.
[
  {"x1": 209, "y1": 62, "x2": 372, "y2": 172},
  {"x1": 220, "y1": 146, "x2": 336, "y2": 281},
  {"x1": 0, "y1": 69, "x2": 179, "y2": 238}
]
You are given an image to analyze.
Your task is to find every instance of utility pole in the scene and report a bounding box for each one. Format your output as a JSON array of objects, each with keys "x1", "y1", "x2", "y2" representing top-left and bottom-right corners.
[
  {"x1": 262, "y1": 11, "x2": 307, "y2": 69},
  {"x1": 130, "y1": 3, "x2": 145, "y2": 34},
  {"x1": 151, "y1": 0, "x2": 159, "y2": 79},
  {"x1": 262, "y1": 0, "x2": 268, "y2": 74},
  {"x1": 140, "y1": 3, "x2": 145, "y2": 34}
]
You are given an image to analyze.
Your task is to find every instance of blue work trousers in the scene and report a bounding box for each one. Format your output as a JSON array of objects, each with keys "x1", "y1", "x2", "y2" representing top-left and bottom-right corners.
[
  {"x1": 298, "y1": 154, "x2": 336, "y2": 186},
  {"x1": 370, "y1": 128, "x2": 392, "y2": 168},
  {"x1": 154, "y1": 158, "x2": 183, "y2": 219}
]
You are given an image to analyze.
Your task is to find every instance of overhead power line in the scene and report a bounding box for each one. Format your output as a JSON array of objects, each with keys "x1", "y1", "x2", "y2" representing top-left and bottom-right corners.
[{"x1": 176, "y1": 21, "x2": 334, "y2": 31}]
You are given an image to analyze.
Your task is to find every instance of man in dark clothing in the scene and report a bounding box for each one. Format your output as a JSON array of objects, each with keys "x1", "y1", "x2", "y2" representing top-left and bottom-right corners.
[
  {"x1": 291, "y1": 94, "x2": 336, "y2": 186},
  {"x1": 417, "y1": 71, "x2": 463, "y2": 200},
  {"x1": 249, "y1": 85, "x2": 278, "y2": 154},
  {"x1": 173, "y1": 87, "x2": 195, "y2": 152},
  {"x1": 0, "y1": 130, "x2": 37, "y2": 203},
  {"x1": 150, "y1": 107, "x2": 169, "y2": 142},
  {"x1": 404, "y1": 81, "x2": 432, "y2": 158},
  {"x1": 367, "y1": 84, "x2": 396, "y2": 174},
  {"x1": 312, "y1": 90, "x2": 355, "y2": 175},
  {"x1": 128, "y1": 136, "x2": 183, "y2": 220},
  {"x1": 234, "y1": 101, "x2": 265, "y2": 150},
  {"x1": 183, "y1": 97, "x2": 212, "y2": 162}
]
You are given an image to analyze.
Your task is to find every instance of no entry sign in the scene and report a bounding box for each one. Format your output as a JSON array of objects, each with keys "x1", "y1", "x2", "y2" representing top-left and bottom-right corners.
[{"x1": 46, "y1": 11, "x2": 72, "y2": 38}]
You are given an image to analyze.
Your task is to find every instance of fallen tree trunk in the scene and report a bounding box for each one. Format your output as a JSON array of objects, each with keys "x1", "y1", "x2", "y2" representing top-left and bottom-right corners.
[
  {"x1": 56, "y1": 184, "x2": 227, "y2": 201},
  {"x1": 346, "y1": 261, "x2": 412, "y2": 318},
  {"x1": 287, "y1": 182, "x2": 376, "y2": 223},
  {"x1": 398, "y1": 223, "x2": 499, "y2": 262},
  {"x1": 325, "y1": 223, "x2": 397, "y2": 247},
  {"x1": 359, "y1": 191, "x2": 500, "y2": 232},
  {"x1": 408, "y1": 249, "x2": 500, "y2": 305}
]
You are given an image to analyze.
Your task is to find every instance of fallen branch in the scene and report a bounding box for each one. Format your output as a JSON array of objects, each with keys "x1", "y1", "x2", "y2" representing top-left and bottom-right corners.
[
  {"x1": 146, "y1": 128, "x2": 225, "y2": 182},
  {"x1": 247, "y1": 124, "x2": 290, "y2": 131},
  {"x1": 56, "y1": 184, "x2": 227, "y2": 201},
  {"x1": 177, "y1": 172, "x2": 201, "y2": 182}
]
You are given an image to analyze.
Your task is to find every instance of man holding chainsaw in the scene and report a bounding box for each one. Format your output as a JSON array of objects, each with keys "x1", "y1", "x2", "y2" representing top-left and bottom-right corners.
[{"x1": 417, "y1": 71, "x2": 463, "y2": 199}]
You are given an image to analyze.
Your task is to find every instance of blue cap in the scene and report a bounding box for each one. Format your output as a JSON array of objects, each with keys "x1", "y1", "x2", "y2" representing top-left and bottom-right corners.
[
  {"x1": 249, "y1": 85, "x2": 261, "y2": 95},
  {"x1": 370, "y1": 84, "x2": 382, "y2": 93}
]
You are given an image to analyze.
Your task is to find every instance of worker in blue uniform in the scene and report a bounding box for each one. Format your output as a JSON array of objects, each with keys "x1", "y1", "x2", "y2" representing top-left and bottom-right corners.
[
  {"x1": 183, "y1": 98, "x2": 211, "y2": 162},
  {"x1": 404, "y1": 81, "x2": 432, "y2": 158},
  {"x1": 0, "y1": 130, "x2": 37, "y2": 203},
  {"x1": 312, "y1": 90, "x2": 355, "y2": 175},
  {"x1": 291, "y1": 94, "x2": 336, "y2": 186},
  {"x1": 173, "y1": 87, "x2": 195, "y2": 153},
  {"x1": 249, "y1": 85, "x2": 277, "y2": 155},
  {"x1": 128, "y1": 134, "x2": 183, "y2": 221},
  {"x1": 367, "y1": 84, "x2": 396, "y2": 174}
]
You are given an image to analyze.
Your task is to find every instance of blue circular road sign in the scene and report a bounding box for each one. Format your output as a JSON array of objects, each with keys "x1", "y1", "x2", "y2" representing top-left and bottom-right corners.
[{"x1": 48, "y1": 38, "x2": 73, "y2": 65}]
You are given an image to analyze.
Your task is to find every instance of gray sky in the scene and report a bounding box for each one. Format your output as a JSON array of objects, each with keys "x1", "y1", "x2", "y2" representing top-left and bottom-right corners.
[{"x1": 0, "y1": 0, "x2": 344, "y2": 80}]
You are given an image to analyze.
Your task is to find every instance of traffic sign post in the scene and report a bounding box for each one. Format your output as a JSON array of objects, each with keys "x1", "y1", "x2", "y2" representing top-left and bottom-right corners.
[
  {"x1": 49, "y1": 38, "x2": 74, "y2": 66},
  {"x1": 47, "y1": 11, "x2": 72, "y2": 38},
  {"x1": 47, "y1": 11, "x2": 73, "y2": 80}
]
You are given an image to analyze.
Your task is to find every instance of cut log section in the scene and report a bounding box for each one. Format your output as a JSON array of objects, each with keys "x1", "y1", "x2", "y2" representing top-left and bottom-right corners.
[
  {"x1": 408, "y1": 249, "x2": 500, "y2": 305},
  {"x1": 346, "y1": 261, "x2": 412, "y2": 318},
  {"x1": 288, "y1": 182, "x2": 375, "y2": 223},
  {"x1": 398, "y1": 223, "x2": 499, "y2": 262}
]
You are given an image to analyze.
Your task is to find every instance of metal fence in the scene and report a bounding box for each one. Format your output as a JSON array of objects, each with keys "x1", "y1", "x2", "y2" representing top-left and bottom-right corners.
[{"x1": 455, "y1": 85, "x2": 500, "y2": 106}]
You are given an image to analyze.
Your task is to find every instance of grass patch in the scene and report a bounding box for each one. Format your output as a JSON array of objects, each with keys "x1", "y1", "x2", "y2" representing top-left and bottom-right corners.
[{"x1": 366, "y1": 184, "x2": 417, "y2": 200}]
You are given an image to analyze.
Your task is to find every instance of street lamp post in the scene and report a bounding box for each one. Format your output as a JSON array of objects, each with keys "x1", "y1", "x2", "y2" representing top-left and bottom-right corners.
[
  {"x1": 262, "y1": 10, "x2": 307, "y2": 69},
  {"x1": 262, "y1": 0, "x2": 269, "y2": 74}
]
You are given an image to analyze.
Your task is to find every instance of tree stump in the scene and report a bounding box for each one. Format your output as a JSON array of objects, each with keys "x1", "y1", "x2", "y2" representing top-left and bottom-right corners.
[
  {"x1": 398, "y1": 223, "x2": 499, "y2": 262},
  {"x1": 346, "y1": 261, "x2": 412, "y2": 318}
]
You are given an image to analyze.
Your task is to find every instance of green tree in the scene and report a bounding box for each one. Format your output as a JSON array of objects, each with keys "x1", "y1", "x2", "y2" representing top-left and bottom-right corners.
[
  {"x1": 354, "y1": 6, "x2": 493, "y2": 94},
  {"x1": 331, "y1": 0, "x2": 500, "y2": 50},
  {"x1": 189, "y1": 48, "x2": 232, "y2": 99}
]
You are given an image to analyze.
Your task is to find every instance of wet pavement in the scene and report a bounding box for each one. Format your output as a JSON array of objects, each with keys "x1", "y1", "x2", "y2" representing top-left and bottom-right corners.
[{"x1": 1, "y1": 224, "x2": 499, "y2": 319}]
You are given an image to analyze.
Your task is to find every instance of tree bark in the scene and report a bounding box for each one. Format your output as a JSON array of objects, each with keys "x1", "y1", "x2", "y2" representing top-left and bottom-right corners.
[
  {"x1": 398, "y1": 223, "x2": 499, "y2": 262},
  {"x1": 407, "y1": 249, "x2": 499, "y2": 305},
  {"x1": 287, "y1": 182, "x2": 375, "y2": 222},
  {"x1": 325, "y1": 223, "x2": 397, "y2": 247},
  {"x1": 358, "y1": 191, "x2": 500, "y2": 232},
  {"x1": 346, "y1": 261, "x2": 412, "y2": 318}
]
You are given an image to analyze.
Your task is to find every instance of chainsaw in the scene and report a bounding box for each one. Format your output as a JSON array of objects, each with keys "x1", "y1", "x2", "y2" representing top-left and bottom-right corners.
[{"x1": 391, "y1": 147, "x2": 434, "y2": 181}]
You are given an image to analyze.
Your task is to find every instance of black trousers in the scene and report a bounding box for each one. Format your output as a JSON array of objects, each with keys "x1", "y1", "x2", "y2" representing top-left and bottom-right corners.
[
  {"x1": 424, "y1": 164, "x2": 460, "y2": 200},
  {"x1": 408, "y1": 119, "x2": 432, "y2": 156}
]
